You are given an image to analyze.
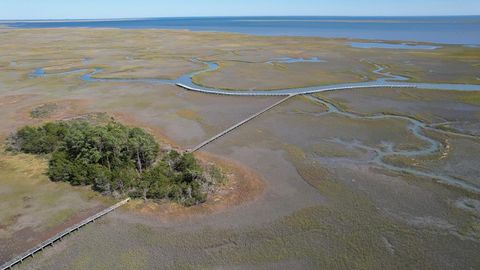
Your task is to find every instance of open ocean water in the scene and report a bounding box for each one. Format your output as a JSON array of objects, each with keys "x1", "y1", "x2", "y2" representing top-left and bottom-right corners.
[{"x1": 1, "y1": 16, "x2": 480, "y2": 45}]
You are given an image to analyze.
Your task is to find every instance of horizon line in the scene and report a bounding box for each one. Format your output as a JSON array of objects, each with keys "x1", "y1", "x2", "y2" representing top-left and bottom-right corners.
[{"x1": 2, "y1": 14, "x2": 480, "y2": 22}]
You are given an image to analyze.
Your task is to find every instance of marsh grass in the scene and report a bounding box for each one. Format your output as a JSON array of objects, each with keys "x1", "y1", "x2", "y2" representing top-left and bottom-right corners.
[
  {"x1": 30, "y1": 103, "x2": 59, "y2": 118},
  {"x1": 0, "y1": 147, "x2": 108, "y2": 241},
  {"x1": 176, "y1": 109, "x2": 203, "y2": 122},
  {"x1": 2, "y1": 28, "x2": 480, "y2": 269},
  {"x1": 458, "y1": 92, "x2": 480, "y2": 105}
]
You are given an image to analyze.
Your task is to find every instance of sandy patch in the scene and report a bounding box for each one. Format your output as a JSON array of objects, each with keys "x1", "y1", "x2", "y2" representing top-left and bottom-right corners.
[{"x1": 123, "y1": 151, "x2": 265, "y2": 222}]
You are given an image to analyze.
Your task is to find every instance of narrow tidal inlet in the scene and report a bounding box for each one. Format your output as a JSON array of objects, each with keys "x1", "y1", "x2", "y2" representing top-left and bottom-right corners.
[
  {"x1": 306, "y1": 95, "x2": 480, "y2": 194},
  {"x1": 348, "y1": 42, "x2": 441, "y2": 50}
]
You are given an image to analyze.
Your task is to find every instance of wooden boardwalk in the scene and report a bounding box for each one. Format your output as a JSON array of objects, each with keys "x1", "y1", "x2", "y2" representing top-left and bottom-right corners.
[
  {"x1": 1, "y1": 198, "x2": 130, "y2": 270},
  {"x1": 176, "y1": 82, "x2": 418, "y2": 96},
  {"x1": 182, "y1": 82, "x2": 418, "y2": 152},
  {"x1": 190, "y1": 94, "x2": 297, "y2": 152}
]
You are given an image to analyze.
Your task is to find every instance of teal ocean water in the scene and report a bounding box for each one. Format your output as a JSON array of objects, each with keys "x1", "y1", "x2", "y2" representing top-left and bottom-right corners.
[{"x1": 2, "y1": 16, "x2": 480, "y2": 45}]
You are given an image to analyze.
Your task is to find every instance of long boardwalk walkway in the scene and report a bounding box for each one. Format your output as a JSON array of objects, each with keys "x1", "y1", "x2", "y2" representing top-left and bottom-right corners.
[
  {"x1": 176, "y1": 82, "x2": 418, "y2": 96},
  {"x1": 1, "y1": 198, "x2": 130, "y2": 270},
  {"x1": 190, "y1": 94, "x2": 297, "y2": 152}
]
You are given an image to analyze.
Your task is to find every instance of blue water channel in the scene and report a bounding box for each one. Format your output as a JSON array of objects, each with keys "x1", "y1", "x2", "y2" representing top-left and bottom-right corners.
[{"x1": 30, "y1": 57, "x2": 480, "y2": 96}]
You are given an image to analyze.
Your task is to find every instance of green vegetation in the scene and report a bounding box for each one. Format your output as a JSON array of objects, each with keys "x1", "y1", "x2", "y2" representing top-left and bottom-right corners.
[
  {"x1": 8, "y1": 120, "x2": 223, "y2": 206},
  {"x1": 30, "y1": 103, "x2": 59, "y2": 118},
  {"x1": 458, "y1": 92, "x2": 480, "y2": 105}
]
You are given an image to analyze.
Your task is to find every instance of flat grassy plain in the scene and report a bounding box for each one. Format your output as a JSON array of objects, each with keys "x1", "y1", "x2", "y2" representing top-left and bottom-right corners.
[
  {"x1": 0, "y1": 149, "x2": 111, "y2": 263},
  {"x1": 0, "y1": 28, "x2": 479, "y2": 269}
]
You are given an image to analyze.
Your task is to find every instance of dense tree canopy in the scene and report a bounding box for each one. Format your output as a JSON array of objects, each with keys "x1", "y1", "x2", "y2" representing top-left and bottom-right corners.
[{"x1": 9, "y1": 121, "x2": 223, "y2": 206}]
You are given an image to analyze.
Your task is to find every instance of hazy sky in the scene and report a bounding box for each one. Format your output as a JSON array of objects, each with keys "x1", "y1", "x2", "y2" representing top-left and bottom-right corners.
[{"x1": 1, "y1": 0, "x2": 479, "y2": 20}]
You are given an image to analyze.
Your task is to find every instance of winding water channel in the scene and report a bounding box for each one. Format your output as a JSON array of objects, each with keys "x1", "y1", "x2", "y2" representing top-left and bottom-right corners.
[
  {"x1": 30, "y1": 57, "x2": 480, "y2": 96},
  {"x1": 306, "y1": 95, "x2": 479, "y2": 194},
  {"x1": 29, "y1": 57, "x2": 480, "y2": 193}
]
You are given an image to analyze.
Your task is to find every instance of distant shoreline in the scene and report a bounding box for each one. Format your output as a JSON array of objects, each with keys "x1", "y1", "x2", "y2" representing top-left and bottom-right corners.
[
  {"x1": 2, "y1": 15, "x2": 480, "y2": 23},
  {"x1": 2, "y1": 16, "x2": 480, "y2": 45},
  {"x1": 0, "y1": 18, "x2": 144, "y2": 23}
]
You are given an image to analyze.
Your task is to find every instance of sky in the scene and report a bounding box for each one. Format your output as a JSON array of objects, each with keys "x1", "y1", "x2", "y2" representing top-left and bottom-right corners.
[{"x1": 1, "y1": 0, "x2": 479, "y2": 20}]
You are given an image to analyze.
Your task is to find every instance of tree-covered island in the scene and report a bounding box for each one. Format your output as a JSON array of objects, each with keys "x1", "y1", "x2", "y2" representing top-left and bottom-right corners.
[{"x1": 8, "y1": 119, "x2": 225, "y2": 206}]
